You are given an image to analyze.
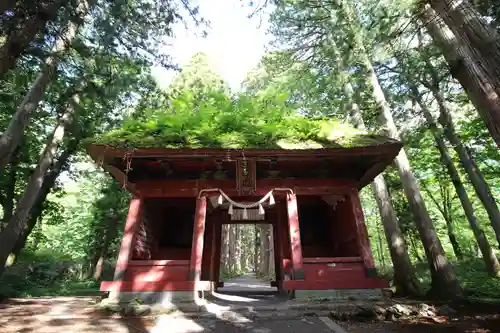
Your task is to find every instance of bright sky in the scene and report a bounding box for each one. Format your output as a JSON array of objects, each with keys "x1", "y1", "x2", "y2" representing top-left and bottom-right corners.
[{"x1": 152, "y1": 0, "x2": 273, "y2": 91}]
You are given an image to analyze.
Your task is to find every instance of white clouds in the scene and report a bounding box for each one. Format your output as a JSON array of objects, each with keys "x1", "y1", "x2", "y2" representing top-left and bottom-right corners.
[{"x1": 152, "y1": 0, "x2": 272, "y2": 91}]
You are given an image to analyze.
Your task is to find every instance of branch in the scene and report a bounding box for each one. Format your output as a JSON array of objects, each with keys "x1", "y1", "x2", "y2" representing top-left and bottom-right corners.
[{"x1": 421, "y1": 180, "x2": 446, "y2": 216}]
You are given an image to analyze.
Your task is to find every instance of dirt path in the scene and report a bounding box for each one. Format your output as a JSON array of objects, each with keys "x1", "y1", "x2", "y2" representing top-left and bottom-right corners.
[
  {"x1": 1, "y1": 296, "x2": 499, "y2": 332},
  {"x1": 0, "y1": 296, "x2": 342, "y2": 333},
  {"x1": 218, "y1": 272, "x2": 276, "y2": 293}
]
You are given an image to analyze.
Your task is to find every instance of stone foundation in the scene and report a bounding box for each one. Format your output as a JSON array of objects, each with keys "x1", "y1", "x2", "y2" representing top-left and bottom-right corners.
[
  {"x1": 106, "y1": 290, "x2": 208, "y2": 309},
  {"x1": 294, "y1": 288, "x2": 384, "y2": 301}
]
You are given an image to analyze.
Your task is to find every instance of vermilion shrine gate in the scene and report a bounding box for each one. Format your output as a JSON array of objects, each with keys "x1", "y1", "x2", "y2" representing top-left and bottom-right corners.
[{"x1": 88, "y1": 139, "x2": 402, "y2": 301}]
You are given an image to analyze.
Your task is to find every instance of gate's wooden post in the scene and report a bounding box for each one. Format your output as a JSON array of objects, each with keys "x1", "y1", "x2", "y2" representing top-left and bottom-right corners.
[
  {"x1": 349, "y1": 189, "x2": 377, "y2": 277},
  {"x1": 286, "y1": 193, "x2": 304, "y2": 280},
  {"x1": 113, "y1": 197, "x2": 143, "y2": 281},
  {"x1": 189, "y1": 196, "x2": 207, "y2": 280}
]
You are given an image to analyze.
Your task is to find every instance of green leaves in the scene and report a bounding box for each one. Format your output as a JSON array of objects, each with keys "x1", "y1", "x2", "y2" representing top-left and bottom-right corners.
[{"x1": 89, "y1": 80, "x2": 390, "y2": 150}]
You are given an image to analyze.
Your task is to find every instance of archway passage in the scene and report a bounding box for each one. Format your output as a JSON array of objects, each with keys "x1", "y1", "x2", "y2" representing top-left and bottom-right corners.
[{"x1": 202, "y1": 200, "x2": 282, "y2": 297}]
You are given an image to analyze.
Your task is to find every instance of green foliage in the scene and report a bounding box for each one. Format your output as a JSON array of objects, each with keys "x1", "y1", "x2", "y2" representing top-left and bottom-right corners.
[
  {"x1": 89, "y1": 87, "x2": 394, "y2": 149},
  {"x1": 0, "y1": 251, "x2": 102, "y2": 299},
  {"x1": 413, "y1": 260, "x2": 500, "y2": 299}
]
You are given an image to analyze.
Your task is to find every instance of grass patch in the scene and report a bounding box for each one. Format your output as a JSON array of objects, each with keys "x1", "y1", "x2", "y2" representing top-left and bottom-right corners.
[{"x1": 0, "y1": 251, "x2": 105, "y2": 299}]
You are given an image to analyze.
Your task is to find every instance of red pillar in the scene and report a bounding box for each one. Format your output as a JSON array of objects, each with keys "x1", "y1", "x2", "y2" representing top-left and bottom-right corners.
[
  {"x1": 286, "y1": 193, "x2": 304, "y2": 280},
  {"x1": 189, "y1": 196, "x2": 207, "y2": 280},
  {"x1": 349, "y1": 189, "x2": 377, "y2": 277},
  {"x1": 113, "y1": 197, "x2": 143, "y2": 281}
]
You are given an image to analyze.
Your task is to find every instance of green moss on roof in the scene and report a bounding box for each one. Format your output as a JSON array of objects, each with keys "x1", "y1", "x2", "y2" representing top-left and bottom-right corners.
[{"x1": 89, "y1": 114, "x2": 396, "y2": 150}]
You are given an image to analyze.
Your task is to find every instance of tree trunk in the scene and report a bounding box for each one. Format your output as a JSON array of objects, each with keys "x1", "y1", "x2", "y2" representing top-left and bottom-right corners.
[
  {"x1": 0, "y1": 0, "x2": 64, "y2": 79},
  {"x1": 268, "y1": 225, "x2": 275, "y2": 278},
  {"x1": 376, "y1": 223, "x2": 386, "y2": 268},
  {"x1": 348, "y1": 84, "x2": 421, "y2": 295},
  {"x1": 6, "y1": 144, "x2": 75, "y2": 266},
  {"x1": 429, "y1": 0, "x2": 500, "y2": 91},
  {"x1": 260, "y1": 224, "x2": 270, "y2": 276},
  {"x1": 221, "y1": 224, "x2": 229, "y2": 273},
  {"x1": 0, "y1": 0, "x2": 89, "y2": 175},
  {"x1": 338, "y1": 0, "x2": 461, "y2": 297},
  {"x1": 0, "y1": 96, "x2": 77, "y2": 275},
  {"x1": 413, "y1": 90, "x2": 499, "y2": 275},
  {"x1": 408, "y1": 235, "x2": 424, "y2": 263},
  {"x1": 254, "y1": 224, "x2": 259, "y2": 272},
  {"x1": 419, "y1": 4, "x2": 500, "y2": 148},
  {"x1": 0, "y1": 148, "x2": 19, "y2": 230},
  {"x1": 441, "y1": 184, "x2": 464, "y2": 260},
  {"x1": 228, "y1": 224, "x2": 236, "y2": 273},
  {"x1": 92, "y1": 215, "x2": 120, "y2": 280},
  {"x1": 234, "y1": 224, "x2": 241, "y2": 272},
  {"x1": 431, "y1": 85, "x2": 500, "y2": 248}
]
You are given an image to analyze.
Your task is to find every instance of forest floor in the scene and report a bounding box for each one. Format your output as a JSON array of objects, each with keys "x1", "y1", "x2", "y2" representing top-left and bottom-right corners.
[
  {"x1": 338, "y1": 299, "x2": 500, "y2": 332},
  {"x1": 0, "y1": 296, "x2": 499, "y2": 332},
  {"x1": 1, "y1": 274, "x2": 499, "y2": 332}
]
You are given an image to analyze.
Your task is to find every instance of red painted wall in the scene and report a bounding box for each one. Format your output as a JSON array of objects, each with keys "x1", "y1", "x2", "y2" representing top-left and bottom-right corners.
[{"x1": 125, "y1": 263, "x2": 189, "y2": 281}]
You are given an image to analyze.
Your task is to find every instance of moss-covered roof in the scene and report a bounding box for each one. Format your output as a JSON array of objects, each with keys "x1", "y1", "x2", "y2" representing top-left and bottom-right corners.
[{"x1": 89, "y1": 115, "x2": 398, "y2": 150}]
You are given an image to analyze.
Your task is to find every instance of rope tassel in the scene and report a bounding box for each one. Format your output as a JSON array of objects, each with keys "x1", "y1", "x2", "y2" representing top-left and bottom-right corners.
[
  {"x1": 218, "y1": 194, "x2": 223, "y2": 205},
  {"x1": 269, "y1": 193, "x2": 275, "y2": 206},
  {"x1": 228, "y1": 204, "x2": 233, "y2": 215},
  {"x1": 242, "y1": 208, "x2": 248, "y2": 220},
  {"x1": 258, "y1": 203, "x2": 265, "y2": 215}
]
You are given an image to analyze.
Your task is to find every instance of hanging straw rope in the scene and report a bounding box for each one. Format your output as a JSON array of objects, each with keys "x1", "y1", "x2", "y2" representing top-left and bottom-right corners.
[{"x1": 198, "y1": 188, "x2": 293, "y2": 219}]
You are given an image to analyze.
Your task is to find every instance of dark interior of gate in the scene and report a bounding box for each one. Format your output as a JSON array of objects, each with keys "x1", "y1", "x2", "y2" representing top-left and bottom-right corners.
[
  {"x1": 88, "y1": 142, "x2": 402, "y2": 294},
  {"x1": 125, "y1": 195, "x2": 365, "y2": 292}
]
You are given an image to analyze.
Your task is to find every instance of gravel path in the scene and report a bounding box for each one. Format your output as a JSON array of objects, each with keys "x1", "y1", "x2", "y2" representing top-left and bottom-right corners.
[{"x1": 218, "y1": 272, "x2": 276, "y2": 293}]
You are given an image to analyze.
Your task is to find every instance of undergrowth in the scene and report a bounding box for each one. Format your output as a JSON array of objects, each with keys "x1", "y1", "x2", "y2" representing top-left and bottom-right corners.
[
  {"x1": 380, "y1": 259, "x2": 500, "y2": 299},
  {"x1": 0, "y1": 251, "x2": 106, "y2": 299}
]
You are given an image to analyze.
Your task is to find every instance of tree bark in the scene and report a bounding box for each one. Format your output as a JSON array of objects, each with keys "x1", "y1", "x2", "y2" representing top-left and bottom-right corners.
[
  {"x1": 228, "y1": 224, "x2": 236, "y2": 273},
  {"x1": 254, "y1": 224, "x2": 259, "y2": 272},
  {"x1": 438, "y1": 182, "x2": 464, "y2": 260},
  {"x1": 338, "y1": 0, "x2": 461, "y2": 297},
  {"x1": 430, "y1": 84, "x2": 500, "y2": 248},
  {"x1": 259, "y1": 224, "x2": 270, "y2": 276},
  {"x1": 235, "y1": 224, "x2": 241, "y2": 272},
  {"x1": 0, "y1": 96, "x2": 77, "y2": 275},
  {"x1": 0, "y1": 0, "x2": 89, "y2": 175},
  {"x1": 429, "y1": 0, "x2": 500, "y2": 91},
  {"x1": 222, "y1": 224, "x2": 228, "y2": 272},
  {"x1": 0, "y1": 148, "x2": 20, "y2": 230},
  {"x1": 408, "y1": 234, "x2": 424, "y2": 263},
  {"x1": 268, "y1": 225, "x2": 275, "y2": 278},
  {"x1": 6, "y1": 143, "x2": 75, "y2": 266},
  {"x1": 413, "y1": 90, "x2": 499, "y2": 276},
  {"x1": 376, "y1": 222, "x2": 386, "y2": 268},
  {"x1": 419, "y1": 4, "x2": 500, "y2": 148},
  {"x1": 92, "y1": 215, "x2": 120, "y2": 280},
  {"x1": 348, "y1": 84, "x2": 421, "y2": 296},
  {"x1": 0, "y1": 0, "x2": 64, "y2": 79}
]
